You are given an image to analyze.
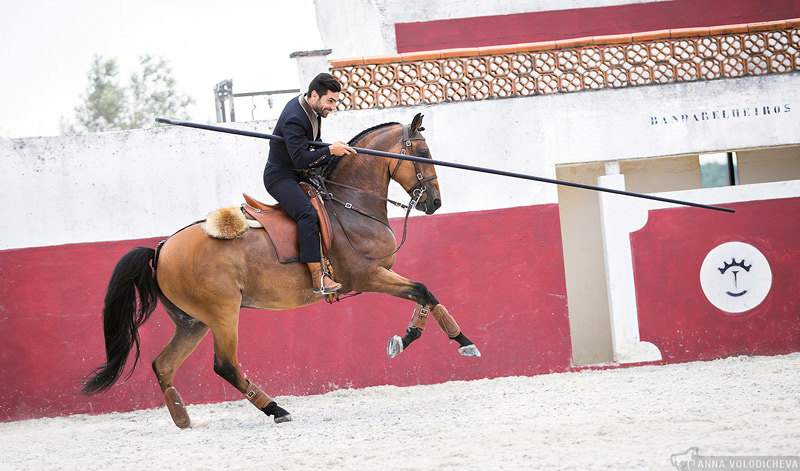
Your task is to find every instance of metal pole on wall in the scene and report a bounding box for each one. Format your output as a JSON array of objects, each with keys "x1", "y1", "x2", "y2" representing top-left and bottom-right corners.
[{"x1": 214, "y1": 80, "x2": 234, "y2": 123}]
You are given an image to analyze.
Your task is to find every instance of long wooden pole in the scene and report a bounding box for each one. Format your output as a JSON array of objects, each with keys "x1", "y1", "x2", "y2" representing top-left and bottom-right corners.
[{"x1": 155, "y1": 118, "x2": 735, "y2": 213}]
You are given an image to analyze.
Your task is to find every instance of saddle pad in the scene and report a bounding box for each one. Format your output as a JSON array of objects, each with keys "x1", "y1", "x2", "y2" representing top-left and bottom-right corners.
[{"x1": 242, "y1": 184, "x2": 332, "y2": 263}]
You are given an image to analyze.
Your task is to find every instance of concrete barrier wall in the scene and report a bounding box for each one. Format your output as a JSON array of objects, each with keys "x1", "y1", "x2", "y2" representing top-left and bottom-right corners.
[
  {"x1": 0, "y1": 205, "x2": 572, "y2": 422},
  {"x1": 3, "y1": 188, "x2": 798, "y2": 422},
  {"x1": 3, "y1": 17, "x2": 800, "y2": 421},
  {"x1": 1, "y1": 122, "x2": 274, "y2": 250},
  {"x1": 3, "y1": 71, "x2": 799, "y2": 250},
  {"x1": 597, "y1": 177, "x2": 800, "y2": 364},
  {"x1": 314, "y1": 0, "x2": 799, "y2": 57},
  {"x1": 633, "y1": 194, "x2": 800, "y2": 362},
  {"x1": 393, "y1": 0, "x2": 800, "y2": 52}
]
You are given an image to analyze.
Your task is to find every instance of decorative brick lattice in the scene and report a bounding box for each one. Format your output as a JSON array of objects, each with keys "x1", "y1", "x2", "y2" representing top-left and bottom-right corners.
[{"x1": 330, "y1": 22, "x2": 799, "y2": 111}]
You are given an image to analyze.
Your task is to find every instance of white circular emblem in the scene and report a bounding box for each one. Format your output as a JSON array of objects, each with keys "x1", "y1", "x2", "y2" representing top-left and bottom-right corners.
[{"x1": 700, "y1": 242, "x2": 772, "y2": 314}]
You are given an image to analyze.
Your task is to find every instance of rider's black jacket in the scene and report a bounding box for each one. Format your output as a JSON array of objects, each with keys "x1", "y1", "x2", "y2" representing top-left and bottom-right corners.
[{"x1": 263, "y1": 95, "x2": 330, "y2": 188}]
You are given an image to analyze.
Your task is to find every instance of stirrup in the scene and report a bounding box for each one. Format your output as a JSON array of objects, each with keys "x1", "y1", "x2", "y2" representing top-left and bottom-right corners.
[
  {"x1": 312, "y1": 276, "x2": 341, "y2": 295},
  {"x1": 312, "y1": 285, "x2": 342, "y2": 295}
]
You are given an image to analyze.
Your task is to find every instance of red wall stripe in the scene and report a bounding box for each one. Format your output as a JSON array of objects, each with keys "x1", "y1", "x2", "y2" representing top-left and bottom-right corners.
[
  {"x1": 3, "y1": 197, "x2": 799, "y2": 421},
  {"x1": 0, "y1": 205, "x2": 572, "y2": 422},
  {"x1": 395, "y1": 0, "x2": 800, "y2": 53}
]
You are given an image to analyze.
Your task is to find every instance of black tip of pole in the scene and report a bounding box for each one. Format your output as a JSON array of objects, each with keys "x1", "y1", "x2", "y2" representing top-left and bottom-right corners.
[{"x1": 155, "y1": 117, "x2": 170, "y2": 124}]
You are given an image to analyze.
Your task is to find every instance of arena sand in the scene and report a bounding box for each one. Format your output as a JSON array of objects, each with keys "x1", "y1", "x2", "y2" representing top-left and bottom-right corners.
[{"x1": 1, "y1": 353, "x2": 798, "y2": 470}]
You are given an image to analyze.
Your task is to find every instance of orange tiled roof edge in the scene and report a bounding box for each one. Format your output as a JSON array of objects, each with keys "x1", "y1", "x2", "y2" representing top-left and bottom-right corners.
[{"x1": 329, "y1": 18, "x2": 800, "y2": 67}]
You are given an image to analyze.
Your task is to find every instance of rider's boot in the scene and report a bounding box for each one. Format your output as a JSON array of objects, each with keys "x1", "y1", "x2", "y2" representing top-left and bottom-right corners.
[{"x1": 306, "y1": 262, "x2": 342, "y2": 294}]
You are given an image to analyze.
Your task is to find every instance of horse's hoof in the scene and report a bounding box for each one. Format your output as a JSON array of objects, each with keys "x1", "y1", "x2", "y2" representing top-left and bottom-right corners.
[
  {"x1": 458, "y1": 344, "x2": 481, "y2": 357},
  {"x1": 387, "y1": 335, "x2": 404, "y2": 358},
  {"x1": 264, "y1": 401, "x2": 292, "y2": 423},
  {"x1": 274, "y1": 413, "x2": 293, "y2": 424}
]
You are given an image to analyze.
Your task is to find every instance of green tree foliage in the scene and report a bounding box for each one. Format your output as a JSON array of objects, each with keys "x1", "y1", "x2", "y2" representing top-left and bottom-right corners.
[
  {"x1": 126, "y1": 55, "x2": 194, "y2": 129},
  {"x1": 62, "y1": 55, "x2": 194, "y2": 134},
  {"x1": 62, "y1": 56, "x2": 126, "y2": 133}
]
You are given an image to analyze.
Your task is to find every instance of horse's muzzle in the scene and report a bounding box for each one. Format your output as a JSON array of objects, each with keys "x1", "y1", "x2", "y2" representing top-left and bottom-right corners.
[{"x1": 416, "y1": 187, "x2": 441, "y2": 215}]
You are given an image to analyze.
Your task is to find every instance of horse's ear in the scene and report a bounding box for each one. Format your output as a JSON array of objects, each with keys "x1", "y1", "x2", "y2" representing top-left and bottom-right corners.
[{"x1": 410, "y1": 113, "x2": 424, "y2": 135}]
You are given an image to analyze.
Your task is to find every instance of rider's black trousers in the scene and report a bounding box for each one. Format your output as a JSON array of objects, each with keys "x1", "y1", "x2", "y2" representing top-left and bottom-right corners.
[{"x1": 263, "y1": 173, "x2": 321, "y2": 264}]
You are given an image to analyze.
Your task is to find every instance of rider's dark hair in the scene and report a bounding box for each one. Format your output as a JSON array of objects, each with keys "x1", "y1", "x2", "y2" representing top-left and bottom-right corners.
[{"x1": 308, "y1": 73, "x2": 341, "y2": 97}]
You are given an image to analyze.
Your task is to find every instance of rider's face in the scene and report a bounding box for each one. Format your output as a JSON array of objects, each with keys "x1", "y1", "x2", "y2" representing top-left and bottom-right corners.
[{"x1": 308, "y1": 90, "x2": 340, "y2": 118}]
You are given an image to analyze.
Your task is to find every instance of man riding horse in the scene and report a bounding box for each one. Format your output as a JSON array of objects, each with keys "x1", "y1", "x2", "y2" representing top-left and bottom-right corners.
[{"x1": 263, "y1": 73, "x2": 356, "y2": 294}]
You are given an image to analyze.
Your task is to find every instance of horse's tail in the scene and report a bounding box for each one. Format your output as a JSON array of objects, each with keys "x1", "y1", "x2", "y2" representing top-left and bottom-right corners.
[{"x1": 82, "y1": 247, "x2": 160, "y2": 395}]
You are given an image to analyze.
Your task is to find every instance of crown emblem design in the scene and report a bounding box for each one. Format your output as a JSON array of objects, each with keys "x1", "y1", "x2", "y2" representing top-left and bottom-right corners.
[
  {"x1": 701, "y1": 242, "x2": 771, "y2": 314},
  {"x1": 718, "y1": 258, "x2": 751, "y2": 274}
]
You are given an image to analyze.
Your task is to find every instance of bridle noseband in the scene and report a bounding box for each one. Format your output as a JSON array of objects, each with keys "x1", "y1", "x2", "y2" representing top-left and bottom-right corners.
[{"x1": 391, "y1": 124, "x2": 438, "y2": 202}]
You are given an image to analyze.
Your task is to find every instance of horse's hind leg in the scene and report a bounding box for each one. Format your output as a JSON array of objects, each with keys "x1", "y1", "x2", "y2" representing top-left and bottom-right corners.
[
  {"x1": 364, "y1": 268, "x2": 480, "y2": 358},
  {"x1": 152, "y1": 298, "x2": 210, "y2": 428},
  {"x1": 207, "y1": 313, "x2": 293, "y2": 424}
]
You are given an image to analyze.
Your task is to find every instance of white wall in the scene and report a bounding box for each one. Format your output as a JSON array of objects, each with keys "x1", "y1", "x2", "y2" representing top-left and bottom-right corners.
[
  {"x1": 0, "y1": 122, "x2": 273, "y2": 250},
  {"x1": 2, "y1": 72, "x2": 799, "y2": 250},
  {"x1": 314, "y1": 0, "x2": 672, "y2": 57},
  {"x1": 322, "y1": 72, "x2": 800, "y2": 221}
]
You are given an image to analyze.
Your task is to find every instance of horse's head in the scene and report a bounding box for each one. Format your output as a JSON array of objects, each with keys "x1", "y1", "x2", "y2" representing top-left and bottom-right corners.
[{"x1": 389, "y1": 113, "x2": 441, "y2": 215}]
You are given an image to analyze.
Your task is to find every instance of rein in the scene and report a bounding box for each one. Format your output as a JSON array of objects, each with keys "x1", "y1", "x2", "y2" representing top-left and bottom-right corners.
[
  {"x1": 314, "y1": 124, "x2": 433, "y2": 260},
  {"x1": 320, "y1": 179, "x2": 425, "y2": 260}
]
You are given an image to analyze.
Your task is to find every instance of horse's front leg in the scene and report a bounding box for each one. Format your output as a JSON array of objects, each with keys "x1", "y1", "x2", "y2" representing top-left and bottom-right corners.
[
  {"x1": 362, "y1": 268, "x2": 480, "y2": 358},
  {"x1": 388, "y1": 303, "x2": 481, "y2": 359}
]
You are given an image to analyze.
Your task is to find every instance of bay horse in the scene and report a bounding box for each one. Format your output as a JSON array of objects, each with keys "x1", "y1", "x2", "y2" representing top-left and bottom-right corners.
[{"x1": 82, "y1": 113, "x2": 480, "y2": 428}]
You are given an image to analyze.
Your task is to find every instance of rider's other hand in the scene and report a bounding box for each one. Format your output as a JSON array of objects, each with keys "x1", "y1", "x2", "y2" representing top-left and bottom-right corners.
[{"x1": 329, "y1": 141, "x2": 356, "y2": 156}]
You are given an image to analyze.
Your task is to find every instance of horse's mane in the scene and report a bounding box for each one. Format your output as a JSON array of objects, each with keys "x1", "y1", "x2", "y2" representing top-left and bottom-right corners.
[
  {"x1": 320, "y1": 122, "x2": 400, "y2": 179},
  {"x1": 347, "y1": 122, "x2": 399, "y2": 146}
]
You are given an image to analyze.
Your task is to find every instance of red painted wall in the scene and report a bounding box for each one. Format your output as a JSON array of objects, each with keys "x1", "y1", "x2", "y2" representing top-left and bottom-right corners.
[
  {"x1": 0, "y1": 205, "x2": 572, "y2": 422},
  {"x1": 395, "y1": 0, "x2": 800, "y2": 53},
  {"x1": 5, "y1": 197, "x2": 798, "y2": 422},
  {"x1": 632, "y1": 197, "x2": 800, "y2": 363}
]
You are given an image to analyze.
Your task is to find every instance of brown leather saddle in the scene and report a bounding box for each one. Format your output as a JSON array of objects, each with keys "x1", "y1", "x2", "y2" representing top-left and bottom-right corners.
[{"x1": 242, "y1": 182, "x2": 333, "y2": 263}]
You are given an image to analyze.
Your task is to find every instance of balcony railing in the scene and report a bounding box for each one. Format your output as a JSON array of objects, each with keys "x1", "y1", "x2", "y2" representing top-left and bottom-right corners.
[{"x1": 329, "y1": 19, "x2": 800, "y2": 111}]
